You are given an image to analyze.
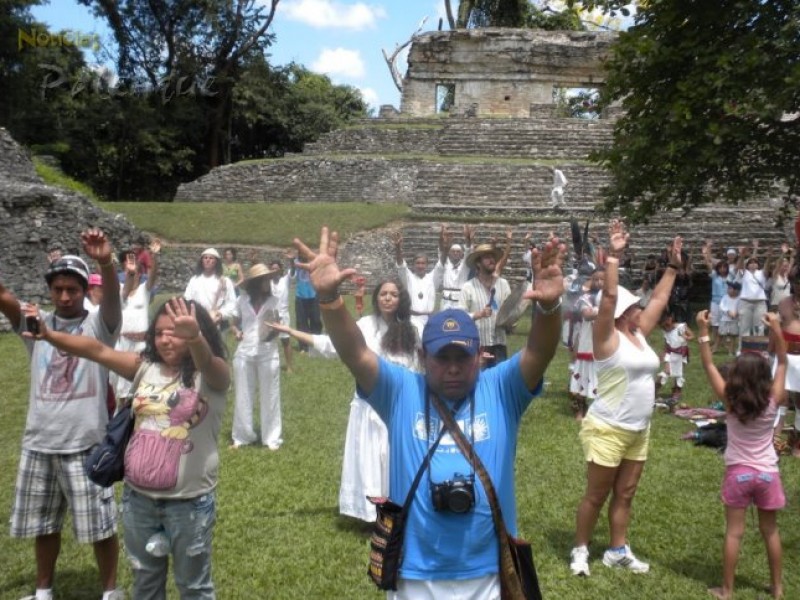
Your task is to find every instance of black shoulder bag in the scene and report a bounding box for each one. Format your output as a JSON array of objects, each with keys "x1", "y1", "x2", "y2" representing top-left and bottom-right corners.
[{"x1": 367, "y1": 408, "x2": 447, "y2": 591}]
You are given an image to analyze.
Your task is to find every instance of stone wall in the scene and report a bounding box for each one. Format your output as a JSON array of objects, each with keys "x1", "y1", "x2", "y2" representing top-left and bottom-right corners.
[
  {"x1": 400, "y1": 29, "x2": 616, "y2": 117},
  {"x1": 0, "y1": 129, "x2": 220, "y2": 331}
]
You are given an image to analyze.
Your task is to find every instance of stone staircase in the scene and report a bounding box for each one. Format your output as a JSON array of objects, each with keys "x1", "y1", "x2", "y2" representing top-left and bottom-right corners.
[{"x1": 174, "y1": 115, "x2": 791, "y2": 298}]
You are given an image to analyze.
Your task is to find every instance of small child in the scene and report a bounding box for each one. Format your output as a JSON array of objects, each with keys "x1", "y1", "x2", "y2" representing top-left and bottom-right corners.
[
  {"x1": 718, "y1": 281, "x2": 741, "y2": 355},
  {"x1": 696, "y1": 310, "x2": 787, "y2": 600},
  {"x1": 658, "y1": 311, "x2": 694, "y2": 406}
]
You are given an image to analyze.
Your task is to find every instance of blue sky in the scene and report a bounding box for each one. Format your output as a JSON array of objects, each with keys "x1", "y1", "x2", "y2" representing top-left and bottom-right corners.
[{"x1": 30, "y1": 0, "x2": 453, "y2": 112}]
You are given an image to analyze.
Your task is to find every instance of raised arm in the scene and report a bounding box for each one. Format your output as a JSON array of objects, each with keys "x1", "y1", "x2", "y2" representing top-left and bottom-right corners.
[
  {"x1": 295, "y1": 227, "x2": 379, "y2": 394},
  {"x1": 438, "y1": 225, "x2": 451, "y2": 265},
  {"x1": 24, "y1": 305, "x2": 140, "y2": 379},
  {"x1": 493, "y1": 227, "x2": 513, "y2": 277},
  {"x1": 696, "y1": 310, "x2": 726, "y2": 402},
  {"x1": 391, "y1": 230, "x2": 404, "y2": 268},
  {"x1": 639, "y1": 236, "x2": 681, "y2": 336},
  {"x1": 145, "y1": 239, "x2": 161, "y2": 291},
  {"x1": 766, "y1": 312, "x2": 787, "y2": 406},
  {"x1": 593, "y1": 220, "x2": 628, "y2": 360},
  {"x1": 82, "y1": 228, "x2": 121, "y2": 333},
  {"x1": 519, "y1": 235, "x2": 566, "y2": 390},
  {"x1": 701, "y1": 239, "x2": 714, "y2": 272}
]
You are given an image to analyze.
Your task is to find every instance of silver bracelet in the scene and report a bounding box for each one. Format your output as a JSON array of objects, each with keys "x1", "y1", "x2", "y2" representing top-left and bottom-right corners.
[{"x1": 535, "y1": 298, "x2": 562, "y2": 315}]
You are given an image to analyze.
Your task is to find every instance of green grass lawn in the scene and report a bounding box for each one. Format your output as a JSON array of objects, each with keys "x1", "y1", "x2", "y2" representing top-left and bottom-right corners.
[
  {"x1": 1, "y1": 308, "x2": 799, "y2": 599},
  {"x1": 96, "y1": 202, "x2": 410, "y2": 246}
]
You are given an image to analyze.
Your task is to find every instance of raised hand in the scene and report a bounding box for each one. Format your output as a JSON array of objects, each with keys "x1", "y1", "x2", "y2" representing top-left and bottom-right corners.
[
  {"x1": 390, "y1": 230, "x2": 403, "y2": 247},
  {"x1": 463, "y1": 224, "x2": 474, "y2": 244},
  {"x1": 696, "y1": 309, "x2": 710, "y2": 330},
  {"x1": 124, "y1": 253, "x2": 137, "y2": 275},
  {"x1": 80, "y1": 228, "x2": 113, "y2": 264},
  {"x1": 524, "y1": 235, "x2": 566, "y2": 307},
  {"x1": 294, "y1": 227, "x2": 357, "y2": 297},
  {"x1": 608, "y1": 219, "x2": 629, "y2": 256},
  {"x1": 150, "y1": 238, "x2": 162, "y2": 254},
  {"x1": 669, "y1": 236, "x2": 684, "y2": 267},
  {"x1": 165, "y1": 297, "x2": 200, "y2": 340}
]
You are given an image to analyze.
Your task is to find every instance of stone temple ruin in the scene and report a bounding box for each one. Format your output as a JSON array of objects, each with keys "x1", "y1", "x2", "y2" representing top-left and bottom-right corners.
[
  {"x1": 175, "y1": 28, "x2": 789, "y2": 293},
  {"x1": 399, "y1": 28, "x2": 615, "y2": 118}
]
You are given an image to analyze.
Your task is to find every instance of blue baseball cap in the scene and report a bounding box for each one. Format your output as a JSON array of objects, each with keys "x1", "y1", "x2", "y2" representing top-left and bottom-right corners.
[{"x1": 422, "y1": 309, "x2": 480, "y2": 356}]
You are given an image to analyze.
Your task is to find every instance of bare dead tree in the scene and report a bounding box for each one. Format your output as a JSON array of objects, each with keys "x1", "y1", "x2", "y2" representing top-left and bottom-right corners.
[
  {"x1": 444, "y1": 0, "x2": 456, "y2": 28},
  {"x1": 381, "y1": 16, "x2": 428, "y2": 93}
]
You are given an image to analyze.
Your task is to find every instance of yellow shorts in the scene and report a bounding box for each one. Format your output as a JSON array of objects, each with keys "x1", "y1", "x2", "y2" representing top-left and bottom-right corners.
[{"x1": 579, "y1": 414, "x2": 650, "y2": 467}]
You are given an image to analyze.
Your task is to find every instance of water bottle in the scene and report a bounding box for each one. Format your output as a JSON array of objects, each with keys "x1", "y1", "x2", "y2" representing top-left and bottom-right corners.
[{"x1": 145, "y1": 530, "x2": 170, "y2": 557}]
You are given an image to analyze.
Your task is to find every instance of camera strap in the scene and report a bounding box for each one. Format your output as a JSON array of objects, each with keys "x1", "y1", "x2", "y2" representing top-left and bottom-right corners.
[
  {"x1": 430, "y1": 394, "x2": 527, "y2": 600},
  {"x1": 396, "y1": 412, "x2": 448, "y2": 515}
]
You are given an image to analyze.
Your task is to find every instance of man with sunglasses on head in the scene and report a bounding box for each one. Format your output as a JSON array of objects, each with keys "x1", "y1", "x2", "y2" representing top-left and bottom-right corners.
[
  {"x1": 294, "y1": 226, "x2": 564, "y2": 599},
  {"x1": 0, "y1": 229, "x2": 123, "y2": 600}
]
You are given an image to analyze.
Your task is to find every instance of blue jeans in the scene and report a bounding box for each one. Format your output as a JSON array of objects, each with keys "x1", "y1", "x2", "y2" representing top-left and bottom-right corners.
[{"x1": 122, "y1": 486, "x2": 216, "y2": 599}]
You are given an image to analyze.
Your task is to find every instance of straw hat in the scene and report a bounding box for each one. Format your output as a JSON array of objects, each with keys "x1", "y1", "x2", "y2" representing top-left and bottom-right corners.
[
  {"x1": 466, "y1": 243, "x2": 503, "y2": 269},
  {"x1": 240, "y1": 263, "x2": 277, "y2": 286}
]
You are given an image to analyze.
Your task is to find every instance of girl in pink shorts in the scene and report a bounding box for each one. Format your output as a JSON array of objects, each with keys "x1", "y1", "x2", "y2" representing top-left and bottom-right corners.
[{"x1": 697, "y1": 310, "x2": 787, "y2": 600}]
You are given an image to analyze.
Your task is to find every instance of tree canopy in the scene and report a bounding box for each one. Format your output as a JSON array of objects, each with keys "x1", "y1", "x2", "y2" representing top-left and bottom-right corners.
[
  {"x1": 0, "y1": 0, "x2": 367, "y2": 200},
  {"x1": 448, "y1": 1, "x2": 583, "y2": 30},
  {"x1": 574, "y1": 0, "x2": 800, "y2": 223}
]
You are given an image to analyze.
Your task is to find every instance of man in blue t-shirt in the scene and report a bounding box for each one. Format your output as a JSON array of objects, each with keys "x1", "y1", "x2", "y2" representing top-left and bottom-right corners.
[{"x1": 294, "y1": 227, "x2": 565, "y2": 597}]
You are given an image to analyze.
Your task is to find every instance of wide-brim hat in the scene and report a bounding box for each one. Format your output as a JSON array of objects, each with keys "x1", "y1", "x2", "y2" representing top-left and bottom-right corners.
[
  {"x1": 201, "y1": 248, "x2": 220, "y2": 259},
  {"x1": 239, "y1": 263, "x2": 278, "y2": 286},
  {"x1": 466, "y1": 243, "x2": 503, "y2": 269}
]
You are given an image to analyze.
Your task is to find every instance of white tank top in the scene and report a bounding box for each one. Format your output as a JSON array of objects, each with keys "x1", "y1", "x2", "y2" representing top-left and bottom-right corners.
[{"x1": 588, "y1": 330, "x2": 660, "y2": 431}]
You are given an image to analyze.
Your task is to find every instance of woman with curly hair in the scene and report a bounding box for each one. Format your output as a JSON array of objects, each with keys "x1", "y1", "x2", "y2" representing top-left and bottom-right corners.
[
  {"x1": 267, "y1": 277, "x2": 421, "y2": 521},
  {"x1": 697, "y1": 309, "x2": 787, "y2": 600}
]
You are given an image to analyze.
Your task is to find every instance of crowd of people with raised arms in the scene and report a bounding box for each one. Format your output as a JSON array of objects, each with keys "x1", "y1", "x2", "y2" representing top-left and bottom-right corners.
[{"x1": 3, "y1": 220, "x2": 798, "y2": 600}]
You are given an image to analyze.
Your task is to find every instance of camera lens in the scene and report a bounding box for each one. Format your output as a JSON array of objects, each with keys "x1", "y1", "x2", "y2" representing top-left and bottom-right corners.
[{"x1": 447, "y1": 488, "x2": 474, "y2": 513}]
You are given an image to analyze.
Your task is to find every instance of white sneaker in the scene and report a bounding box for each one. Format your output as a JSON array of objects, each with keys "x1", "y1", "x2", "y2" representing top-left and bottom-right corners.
[
  {"x1": 569, "y1": 546, "x2": 590, "y2": 576},
  {"x1": 602, "y1": 545, "x2": 650, "y2": 573}
]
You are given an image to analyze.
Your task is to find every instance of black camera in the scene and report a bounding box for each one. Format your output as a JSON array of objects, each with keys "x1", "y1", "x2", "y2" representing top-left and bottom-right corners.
[
  {"x1": 26, "y1": 315, "x2": 40, "y2": 335},
  {"x1": 431, "y1": 473, "x2": 475, "y2": 513}
]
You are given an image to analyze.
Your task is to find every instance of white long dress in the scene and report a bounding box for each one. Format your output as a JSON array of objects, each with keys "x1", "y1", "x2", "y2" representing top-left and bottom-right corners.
[{"x1": 311, "y1": 315, "x2": 421, "y2": 521}]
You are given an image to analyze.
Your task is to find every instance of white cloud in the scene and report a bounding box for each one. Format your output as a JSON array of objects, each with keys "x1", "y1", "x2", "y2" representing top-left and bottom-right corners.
[
  {"x1": 282, "y1": 0, "x2": 386, "y2": 30},
  {"x1": 358, "y1": 86, "x2": 379, "y2": 108},
  {"x1": 312, "y1": 47, "x2": 365, "y2": 78}
]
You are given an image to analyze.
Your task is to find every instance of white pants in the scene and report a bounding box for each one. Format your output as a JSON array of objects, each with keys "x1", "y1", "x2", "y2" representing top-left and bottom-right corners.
[
  {"x1": 738, "y1": 299, "x2": 766, "y2": 337},
  {"x1": 232, "y1": 352, "x2": 282, "y2": 447}
]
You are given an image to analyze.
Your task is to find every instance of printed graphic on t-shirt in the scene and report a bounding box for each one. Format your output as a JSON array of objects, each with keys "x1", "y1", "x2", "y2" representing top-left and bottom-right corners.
[
  {"x1": 37, "y1": 345, "x2": 97, "y2": 401},
  {"x1": 125, "y1": 379, "x2": 209, "y2": 490},
  {"x1": 414, "y1": 411, "x2": 490, "y2": 450}
]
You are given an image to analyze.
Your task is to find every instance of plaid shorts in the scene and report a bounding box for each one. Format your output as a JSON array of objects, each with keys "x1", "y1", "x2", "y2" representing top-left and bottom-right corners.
[{"x1": 10, "y1": 448, "x2": 118, "y2": 543}]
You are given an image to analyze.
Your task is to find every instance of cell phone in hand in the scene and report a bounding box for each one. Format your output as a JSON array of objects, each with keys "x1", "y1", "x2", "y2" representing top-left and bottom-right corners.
[{"x1": 26, "y1": 315, "x2": 40, "y2": 335}]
